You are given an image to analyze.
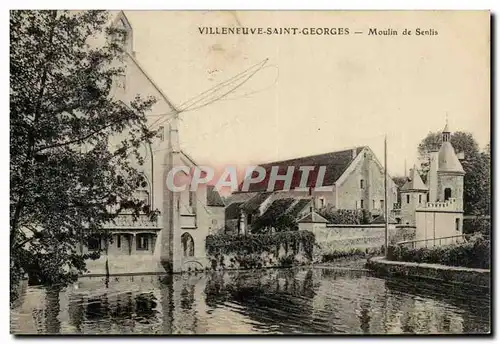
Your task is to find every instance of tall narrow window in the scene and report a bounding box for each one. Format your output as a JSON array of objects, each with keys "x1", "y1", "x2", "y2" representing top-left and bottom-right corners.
[
  {"x1": 247, "y1": 213, "x2": 253, "y2": 225},
  {"x1": 419, "y1": 194, "x2": 422, "y2": 204},
  {"x1": 380, "y1": 200, "x2": 384, "y2": 209},
  {"x1": 117, "y1": 235, "x2": 121, "y2": 249},
  {"x1": 360, "y1": 179, "x2": 364, "y2": 189},
  {"x1": 360, "y1": 200, "x2": 364, "y2": 209},
  {"x1": 444, "y1": 188, "x2": 452, "y2": 201},
  {"x1": 372, "y1": 200, "x2": 376, "y2": 209},
  {"x1": 406, "y1": 195, "x2": 410, "y2": 204},
  {"x1": 136, "y1": 234, "x2": 149, "y2": 251},
  {"x1": 455, "y1": 218, "x2": 460, "y2": 232}
]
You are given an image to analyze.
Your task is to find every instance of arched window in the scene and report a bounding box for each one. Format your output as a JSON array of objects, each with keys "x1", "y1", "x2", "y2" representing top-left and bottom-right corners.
[
  {"x1": 444, "y1": 188, "x2": 452, "y2": 201},
  {"x1": 181, "y1": 232, "x2": 194, "y2": 257},
  {"x1": 134, "y1": 174, "x2": 151, "y2": 209}
]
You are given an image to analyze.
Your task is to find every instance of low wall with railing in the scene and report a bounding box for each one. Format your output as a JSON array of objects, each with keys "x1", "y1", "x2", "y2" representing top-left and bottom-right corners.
[{"x1": 301, "y1": 223, "x2": 415, "y2": 261}]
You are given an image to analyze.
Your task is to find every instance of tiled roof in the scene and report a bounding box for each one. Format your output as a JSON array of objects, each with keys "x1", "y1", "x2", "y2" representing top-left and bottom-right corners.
[
  {"x1": 240, "y1": 192, "x2": 272, "y2": 213},
  {"x1": 206, "y1": 186, "x2": 225, "y2": 207},
  {"x1": 287, "y1": 198, "x2": 312, "y2": 219},
  {"x1": 257, "y1": 198, "x2": 296, "y2": 223},
  {"x1": 401, "y1": 166, "x2": 428, "y2": 191},
  {"x1": 238, "y1": 147, "x2": 366, "y2": 193},
  {"x1": 297, "y1": 211, "x2": 329, "y2": 224}
]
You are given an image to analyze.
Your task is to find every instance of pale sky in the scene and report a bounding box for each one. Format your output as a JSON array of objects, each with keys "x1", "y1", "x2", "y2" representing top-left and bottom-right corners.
[{"x1": 125, "y1": 10, "x2": 490, "y2": 176}]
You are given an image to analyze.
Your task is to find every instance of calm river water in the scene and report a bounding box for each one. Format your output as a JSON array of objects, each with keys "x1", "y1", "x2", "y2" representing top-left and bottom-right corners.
[{"x1": 10, "y1": 267, "x2": 490, "y2": 335}]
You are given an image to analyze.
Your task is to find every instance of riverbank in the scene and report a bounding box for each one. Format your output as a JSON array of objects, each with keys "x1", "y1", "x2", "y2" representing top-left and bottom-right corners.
[{"x1": 367, "y1": 256, "x2": 490, "y2": 289}]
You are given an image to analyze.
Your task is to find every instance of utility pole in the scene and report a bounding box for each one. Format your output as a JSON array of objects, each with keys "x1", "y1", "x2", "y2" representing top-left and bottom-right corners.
[{"x1": 384, "y1": 135, "x2": 389, "y2": 257}]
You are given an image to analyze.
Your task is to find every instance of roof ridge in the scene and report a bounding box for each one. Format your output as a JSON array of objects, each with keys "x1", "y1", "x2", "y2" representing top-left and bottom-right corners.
[{"x1": 255, "y1": 146, "x2": 367, "y2": 166}]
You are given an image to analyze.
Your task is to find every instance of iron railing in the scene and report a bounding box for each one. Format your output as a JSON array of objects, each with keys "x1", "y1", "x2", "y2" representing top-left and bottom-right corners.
[{"x1": 396, "y1": 234, "x2": 470, "y2": 249}]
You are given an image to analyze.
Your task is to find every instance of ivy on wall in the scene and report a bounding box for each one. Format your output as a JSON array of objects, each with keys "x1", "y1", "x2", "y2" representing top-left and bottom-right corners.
[{"x1": 206, "y1": 230, "x2": 315, "y2": 260}]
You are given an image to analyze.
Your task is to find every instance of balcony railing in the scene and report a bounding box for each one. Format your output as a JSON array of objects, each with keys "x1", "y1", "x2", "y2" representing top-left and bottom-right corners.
[{"x1": 103, "y1": 214, "x2": 159, "y2": 229}]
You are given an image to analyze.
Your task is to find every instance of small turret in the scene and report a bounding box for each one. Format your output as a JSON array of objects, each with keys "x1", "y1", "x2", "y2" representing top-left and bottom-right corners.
[{"x1": 436, "y1": 119, "x2": 465, "y2": 211}]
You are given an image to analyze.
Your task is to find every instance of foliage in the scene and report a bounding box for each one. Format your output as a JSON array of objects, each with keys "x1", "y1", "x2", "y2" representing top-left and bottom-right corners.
[
  {"x1": 463, "y1": 217, "x2": 491, "y2": 236},
  {"x1": 278, "y1": 254, "x2": 298, "y2": 268},
  {"x1": 206, "y1": 230, "x2": 315, "y2": 262},
  {"x1": 10, "y1": 10, "x2": 158, "y2": 300},
  {"x1": 321, "y1": 247, "x2": 381, "y2": 263},
  {"x1": 417, "y1": 131, "x2": 490, "y2": 215},
  {"x1": 387, "y1": 234, "x2": 490, "y2": 269},
  {"x1": 317, "y1": 207, "x2": 371, "y2": 224},
  {"x1": 250, "y1": 199, "x2": 298, "y2": 234}
]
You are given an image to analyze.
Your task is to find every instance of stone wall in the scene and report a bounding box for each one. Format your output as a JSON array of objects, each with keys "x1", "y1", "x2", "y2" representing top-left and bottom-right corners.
[
  {"x1": 300, "y1": 222, "x2": 415, "y2": 260},
  {"x1": 205, "y1": 231, "x2": 314, "y2": 271},
  {"x1": 367, "y1": 257, "x2": 490, "y2": 289}
]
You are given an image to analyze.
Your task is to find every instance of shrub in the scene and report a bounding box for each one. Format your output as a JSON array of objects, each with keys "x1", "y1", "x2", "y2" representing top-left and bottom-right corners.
[
  {"x1": 322, "y1": 247, "x2": 381, "y2": 263},
  {"x1": 317, "y1": 207, "x2": 371, "y2": 225},
  {"x1": 387, "y1": 234, "x2": 490, "y2": 269}
]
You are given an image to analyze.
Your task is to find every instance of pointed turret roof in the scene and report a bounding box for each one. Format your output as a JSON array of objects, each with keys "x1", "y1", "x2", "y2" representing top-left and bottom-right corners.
[
  {"x1": 401, "y1": 166, "x2": 428, "y2": 191},
  {"x1": 438, "y1": 142, "x2": 465, "y2": 173},
  {"x1": 437, "y1": 122, "x2": 465, "y2": 174}
]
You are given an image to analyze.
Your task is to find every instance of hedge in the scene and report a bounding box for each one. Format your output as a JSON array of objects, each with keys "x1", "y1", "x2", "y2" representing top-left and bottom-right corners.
[{"x1": 387, "y1": 234, "x2": 490, "y2": 269}]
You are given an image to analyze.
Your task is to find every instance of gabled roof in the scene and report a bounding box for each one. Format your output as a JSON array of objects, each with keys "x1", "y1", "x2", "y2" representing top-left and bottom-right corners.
[
  {"x1": 257, "y1": 198, "x2": 296, "y2": 223},
  {"x1": 297, "y1": 211, "x2": 329, "y2": 224},
  {"x1": 240, "y1": 192, "x2": 272, "y2": 213},
  {"x1": 206, "y1": 186, "x2": 225, "y2": 207},
  {"x1": 401, "y1": 166, "x2": 428, "y2": 191},
  {"x1": 287, "y1": 198, "x2": 312, "y2": 219},
  {"x1": 238, "y1": 147, "x2": 366, "y2": 193}
]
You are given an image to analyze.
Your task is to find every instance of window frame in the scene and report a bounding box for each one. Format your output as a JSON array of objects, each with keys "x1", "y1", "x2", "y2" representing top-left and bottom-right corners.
[{"x1": 136, "y1": 234, "x2": 150, "y2": 251}]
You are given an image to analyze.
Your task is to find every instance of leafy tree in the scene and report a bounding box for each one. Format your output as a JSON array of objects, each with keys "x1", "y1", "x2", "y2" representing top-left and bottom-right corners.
[
  {"x1": 10, "y1": 10, "x2": 158, "y2": 300},
  {"x1": 417, "y1": 131, "x2": 490, "y2": 215}
]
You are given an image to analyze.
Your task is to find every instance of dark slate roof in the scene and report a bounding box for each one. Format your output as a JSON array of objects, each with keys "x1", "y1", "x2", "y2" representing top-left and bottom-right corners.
[
  {"x1": 257, "y1": 198, "x2": 296, "y2": 223},
  {"x1": 225, "y1": 202, "x2": 243, "y2": 220},
  {"x1": 287, "y1": 198, "x2": 312, "y2": 219},
  {"x1": 206, "y1": 186, "x2": 225, "y2": 207},
  {"x1": 297, "y1": 211, "x2": 329, "y2": 224},
  {"x1": 240, "y1": 192, "x2": 272, "y2": 213},
  {"x1": 238, "y1": 147, "x2": 366, "y2": 193}
]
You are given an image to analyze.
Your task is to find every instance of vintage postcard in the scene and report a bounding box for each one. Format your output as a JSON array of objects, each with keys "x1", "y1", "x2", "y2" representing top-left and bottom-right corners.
[{"x1": 10, "y1": 10, "x2": 490, "y2": 335}]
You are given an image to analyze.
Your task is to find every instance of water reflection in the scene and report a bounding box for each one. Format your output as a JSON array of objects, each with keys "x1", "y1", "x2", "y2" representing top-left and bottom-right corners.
[{"x1": 10, "y1": 268, "x2": 490, "y2": 335}]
